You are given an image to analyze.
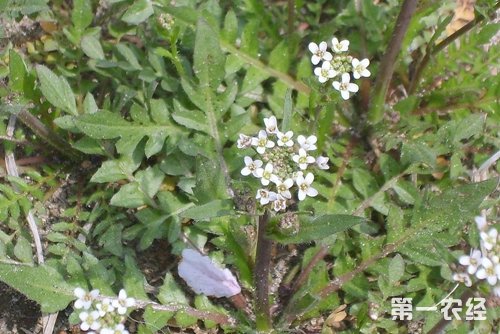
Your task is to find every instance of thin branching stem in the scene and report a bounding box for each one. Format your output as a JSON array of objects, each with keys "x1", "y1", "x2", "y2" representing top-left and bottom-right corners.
[
  {"x1": 254, "y1": 210, "x2": 272, "y2": 330},
  {"x1": 369, "y1": 0, "x2": 418, "y2": 123}
]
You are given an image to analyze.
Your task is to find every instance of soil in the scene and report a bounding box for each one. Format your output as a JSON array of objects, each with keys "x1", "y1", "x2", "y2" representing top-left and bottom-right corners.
[{"x1": 0, "y1": 281, "x2": 41, "y2": 334}]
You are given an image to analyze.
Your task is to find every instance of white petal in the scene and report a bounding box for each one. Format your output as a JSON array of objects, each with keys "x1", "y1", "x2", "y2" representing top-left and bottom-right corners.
[
  {"x1": 331, "y1": 38, "x2": 339, "y2": 46},
  {"x1": 361, "y1": 69, "x2": 371, "y2": 77},
  {"x1": 351, "y1": 58, "x2": 360, "y2": 67},
  {"x1": 319, "y1": 41, "x2": 328, "y2": 51},
  {"x1": 244, "y1": 156, "x2": 252, "y2": 165},
  {"x1": 266, "y1": 140, "x2": 275, "y2": 148},
  {"x1": 348, "y1": 83, "x2": 359, "y2": 93},
  {"x1": 476, "y1": 268, "x2": 487, "y2": 280},
  {"x1": 360, "y1": 58, "x2": 370, "y2": 67},
  {"x1": 178, "y1": 249, "x2": 241, "y2": 298},
  {"x1": 311, "y1": 55, "x2": 320, "y2": 65},
  {"x1": 305, "y1": 173, "x2": 314, "y2": 184},
  {"x1": 323, "y1": 52, "x2": 333, "y2": 61},
  {"x1": 298, "y1": 190, "x2": 306, "y2": 201},
  {"x1": 307, "y1": 187, "x2": 318, "y2": 197},
  {"x1": 308, "y1": 42, "x2": 319, "y2": 53},
  {"x1": 297, "y1": 135, "x2": 306, "y2": 146},
  {"x1": 353, "y1": 71, "x2": 361, "y2": 80},
  {"x1": 256, "y1": 146, "x2": 265, "y2": 154},
  {"x1": 332, "y1": 81, "x2": 340, "y2": 90},
  {"x1": 74, "y1": 287, "x2": 86, "y2": 298},
  {"x1": 241, "y1": 167, "x2": 251, "y2": 176},
  {"x1": 341, "y1": 73, "x2": 350, "y2": 84},
  {"x1": 314, "y1": 67, "x2": 322, "y2": 76},
  {"x1": 341, "y1": 90, "x2": 350, "y2": 100},
  {"x1": 318, "y1": 76, "x2": 328, "y2": 83}
]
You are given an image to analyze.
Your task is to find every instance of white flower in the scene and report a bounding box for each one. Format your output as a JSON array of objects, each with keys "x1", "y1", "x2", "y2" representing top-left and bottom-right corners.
[
  {"x1": 332, "y1": 73, "x2": 359, "y2": 100},
  {"x1": 293, "y1": 148, "x2": 315, "y2": 170},
  {"x1": 241, "y1": 156, "x2": 263, "y2": 177},
  {"x1": 273, "y1": 194, "x2": 287, "y2": 212},
  {"x1": 79, "y1": 311, "x2": 101, "y2": 331},
  {"x1": 277, "y1": 131, "x2": 294, "y2": 147},
  {"x1": 331, "y1": 37, "x2": 349, "y2": 53},
  {"x1": 459, "y1": 249, "x2": 482, "y2": 275},
  {"x1": 292, "y1": 171, "x2": 303, "y2": 182},
  {"x1": 475, "y1": 215, "x2": 487, "y2": 231},
  {"x1": 314, "y1": 61, "x2": 337, "y2": 83},
  {"x1": 351, "y1": 58, "x2": 370, "y2": 79},
  {"x1": 101, "y1": 324, "x2": 129, "y2": 334},
  {"x1": 273, "y1": 178, "x2": 294, "y2": 199},
  {"x1": 297, "y1": 135, "x2": 317, "y2": 151},
  {"x1": 256, "y1": 189, "x2": 277, "y2": 205},
  {"x1": 260, "y1": 163, "x2": 275, "y2": 186},
  {"x1": 308, "y1": 41, "x2": 332, "y2": 65},
  {"x1": 74, "y1": 288, "x2": 99, "y2": 310},
  {"x1": 96, "y1": 298, "x2": 114, "y2": 317},
  {"x1": 237, "y1": 134, "x2": 252, "y2": 149},
  {"x1": 251, "y1": 130, "x2": 275, "y2": 154},
  {"x1": 296, "y1": 173, "x2": 318, "y2": 201},
  {"x1": 452, "y1": 272, "x2": 472, "y2": 287},
  {"x1": 264, "y1": 116, "x2": 279, "y2": 134},
  {"x1": 178, "y1": 249, "x2": 241, "y2": 298},
  {"x1": 476, "y1": 257, "x2": 500, "y2": 286},
  {"x1": 480, "y1": 228, "x2": 497, "y2": 250},
  {"x1": 112, "y1": 289, "x2": 135, "y2": 315},
  {"x1": 316, "y1": 156, "x2": 329, "y2": 170}
]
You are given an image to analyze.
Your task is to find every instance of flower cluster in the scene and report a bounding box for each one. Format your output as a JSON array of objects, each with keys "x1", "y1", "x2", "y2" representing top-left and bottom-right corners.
[
  {"x1": 73, "y1": 287, "x2": 136, "y2": 334},
  {"x1": 237, "y1": 116, "x2": 328, "y2": 212},
  {"x1": 453, "y1": 216, "x2": 500, "y2": 297},
  {"x1": 308, "y1": 37, "x2": 370, "y2": 100}
]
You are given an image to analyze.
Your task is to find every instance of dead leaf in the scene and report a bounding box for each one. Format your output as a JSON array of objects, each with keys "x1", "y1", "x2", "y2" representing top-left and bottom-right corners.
[
  {"x1": 446, "y1": 0, "x2": 475, "y2": 36},
  {"x1": 325, "y1": 304, "x2": 347, "y2": 327}
]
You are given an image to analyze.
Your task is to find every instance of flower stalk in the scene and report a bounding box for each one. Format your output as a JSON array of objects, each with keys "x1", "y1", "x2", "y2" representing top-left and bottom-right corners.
[{"x1": 254, "y1": 210, "x2": 272, "y2": 331}]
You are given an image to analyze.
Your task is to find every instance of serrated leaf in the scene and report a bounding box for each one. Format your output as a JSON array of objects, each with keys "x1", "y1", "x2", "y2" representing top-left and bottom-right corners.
[
  {"x1": 72, "y1": 0, "x2": 93, "y2": 32},
  {"x1": 0, "y1": 263, "x2": 74, "y2": 313},
  {"x1": 179, "y1": 199, "x2": 234, "y2": 220},
  {"x1": 110, "y1": 182, "x2": 147, "y2": 208},
  {"x1": 388, "y1": 254, "x2": 405, "y2": 283},
  {"x1": 36, "y1": 65, "x2": 77, "y2": 115},
  {"x1": 13, "y1": 236, "x2": 33, "y2": 263},
  {"x1": 270, "y1": 215, "x2": 366, "y2": 244},
  {"x1": 9, "y1": 49, "x2": 28, "y2": 92},
  {"x1": 193, "y1": 156, "x2": 228, "y2": 204},
  {"x1": 193, "y1": 18, "x2": 225, "y2": 89}
]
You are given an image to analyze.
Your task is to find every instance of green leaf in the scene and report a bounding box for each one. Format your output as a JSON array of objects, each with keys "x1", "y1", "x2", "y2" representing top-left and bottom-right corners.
[
  {"x1": 143, "y1": 305, "x2": 172, "y2": 333},
  {"x1": 476, "y1": 23, "x2": 500, "y2": 45},
  {"x1": 83, "y1": 92, "x2": 98, "y2": 114},
  {"x1": 9, "y1": 49, "x2": 28, "y2": 92},
  {"x1": 91, "y1": 156, "x2": 140, "y2": 183},
  {"x1": 75, "y1": 110, "x2": 178, "y2": 157},
  {"x1": 282, "y1": 88, "x2": 292, "y2": 132},
  {"x1": 388, "y1": 254, "x2": 405, "y2": 284},
  {"x1": 172, "y1": 106, "x2": 209, "y2": 134},
  {"x1": 352, "y1": 168, "x2": 379, "y2": 198},
  {"x1": 392, "y1": 180, "x2": 418, "y2": 205},
  {"x1": 193, "y1": 156, "x2": 228, "y2": 204},
  {"x1": 221, "y1": 9, "x2": 238, "y2": 43},
  {"x1": 110, "y1": 182, "x2": 147, "y2": 208},
  {"x1": 401, "y1": 141, "x2": 436, "y2": 168},
  {"x1": 180, "y1": 199, "x2": 234, "y2": 220},
  {"x1": 72, "y1": 0, "x2": 93, "y2": 32},
  {"x1": 36, "y1": 65, "x2": 77, "y2": 115},
  {"x1": 81, "y1": 35, "x2": 104, "y2": 60},
  {"x1": 122, "y1": 0, "x2": 154, "y2": 25},
  {"x1": 270, "y1": 215, "x2": 366, "y2": 244},
  {"x1": 13, "y1": 236, "x2": 33, "y2": 264},
  {"x1": 193, "y1": 18, "x2": 225, "y2": 89},
  {"x1": 0, "y1": 263, "x2": 74, "y2": 313}
]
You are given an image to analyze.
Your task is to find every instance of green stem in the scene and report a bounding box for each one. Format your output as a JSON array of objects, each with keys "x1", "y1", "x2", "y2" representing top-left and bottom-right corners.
[
  {"x1": 254, "y1": 210, "x2": 272, "y2": 331},
  {"x1": 368, "y1": 0, "x2": 418, "y2": 123}
]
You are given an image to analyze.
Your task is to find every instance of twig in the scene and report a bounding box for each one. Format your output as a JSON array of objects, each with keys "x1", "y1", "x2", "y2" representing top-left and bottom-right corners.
[
  {"x1": 254, "y1": 211, "x2": 272, "y2": 330},
  {"x1": 408, "y1": 2, "x2": 500, "y2": 94},
  {"x1": 369, "y1": 0, "x2": 419, "y2": 123},
  {"x1": 0, "y1": 135, "x2": 28, "y2": 145}
]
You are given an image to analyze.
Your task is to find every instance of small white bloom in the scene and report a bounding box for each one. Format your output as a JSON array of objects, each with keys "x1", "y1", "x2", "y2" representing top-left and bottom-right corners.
[
  {"x1": 273, "y1": 178, "x2": 294, "y2": 199},
  {"x1": 237, "y1": 134, "x2": 252, "y2": 149},
  {"x1": 452, "y1": 272, "x2": 472, "y2": 287},
  {"x1": 293, "y1": 148, "x2": 315, "y2": 170},
  {"x1": 297, "y1": 135, "x2": 317, "y2": 151},
  {"x1": 476, "y1": 257, "x2": 499, "y2": 285},
  {"x1": 273, "y1": 194, "x2": 287, "y2": 212},
  {"x1": 314, "y1": 61, "x2": 337, "y2": 83},
  {"x1": 79, "y1": 311, "x2": 101, "y2": 331},
  {"x1": 96, "y1": 298, "x2": 114, "y2": 317},
  {"x1": 292, "y1": 171, "x2": 303, "y2": 182},
  {"x1": 296, "y1": 173, "x2": 318, "y2": 201},
  {"x1": 332, "y1": 73, "x2": 359, "y2": 100},
  {"x1": 112, "y1": 289, "x2": 135, "y2": 315},
  {"x1": 277, "y1": 131, "x2": 294, "y2": 147},
  {"x1": 251, "y1": 130, "x2": 275, "y2": 154},
  {"x1": 264, "y1": 116, "x2": 279, "y2": 134},
  {"x1": 308, "y1": 41, "x2": 333, "y2": 65},
  {"x1": 331, "y1": 37, "x2": 349, "y2": 53},
  {"x1": 74, "y1": 288, "x2": 99, "y2": 310},
  {"x1": 256, "y1": 189, "x2": 277, "y2": 205},
  {"x1": 351, "y1": 58, "x2": 370, "y2": 79},
  {"x1": 316, "y1": 156, "x2": 329, "y2": 170},
  {"x1": 459, "y1": 249, "x2": 482, "y2": 275},
  {"x1": 260, "y1": 163, "x2": 275, "y2": 186},
  {"x1": 241, "y1": 156, "x2": 263, "y2": 177},
  {"x1": 480, "y1": 228, "x2": 498, "y2": 250},
  {"x1": 101, "y1": 324, "x2": 129, "y2": 334},
  {"x1": 475, "y1": 215, "x2": 487, "y2": 231}
]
